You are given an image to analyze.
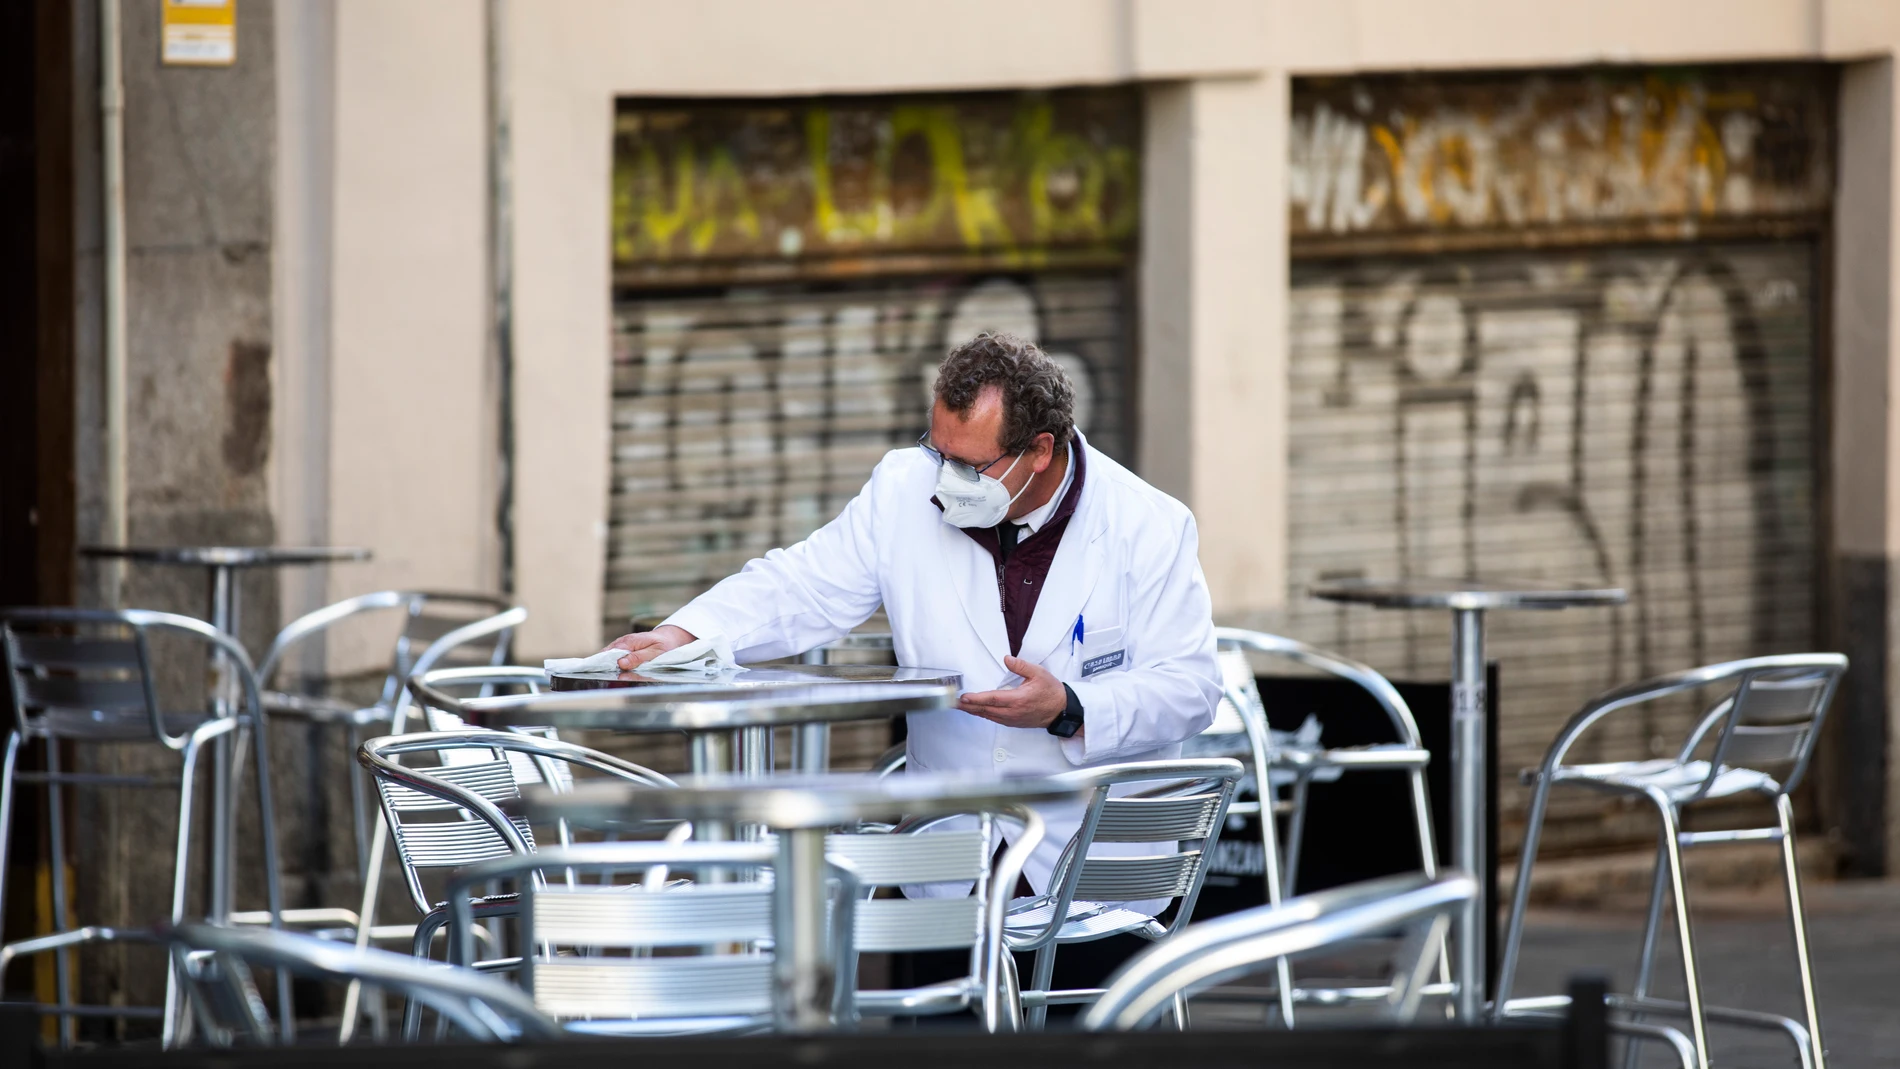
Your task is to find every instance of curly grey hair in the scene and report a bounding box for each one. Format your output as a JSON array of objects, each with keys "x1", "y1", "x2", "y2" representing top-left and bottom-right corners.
[{"x1": 933, "y1": 332, "x2": 1076, "y2": 454}]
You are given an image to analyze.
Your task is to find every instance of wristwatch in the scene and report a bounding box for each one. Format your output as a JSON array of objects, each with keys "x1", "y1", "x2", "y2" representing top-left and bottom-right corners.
[{"x1": 1047, "y1": 684, "x2": 1086, "y2": 738}]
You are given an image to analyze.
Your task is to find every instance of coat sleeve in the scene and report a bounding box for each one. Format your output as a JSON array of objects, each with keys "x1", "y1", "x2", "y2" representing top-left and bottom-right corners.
[
  {"x1": 661, "y1": 459, "x2": 890, "y2": 662},
  {"x1": 1058, "y1": 503, "x2": 1221, "y2": 765}
]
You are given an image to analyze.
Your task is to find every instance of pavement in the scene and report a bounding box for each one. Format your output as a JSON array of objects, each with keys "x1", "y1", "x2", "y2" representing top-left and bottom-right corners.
[
  {"x1": 1190, "y1": 877, "x2": 1900, "y2": 1067},
  {"x1": 1506, "y1": 877, "x2": 1900, "y2": 1068}
]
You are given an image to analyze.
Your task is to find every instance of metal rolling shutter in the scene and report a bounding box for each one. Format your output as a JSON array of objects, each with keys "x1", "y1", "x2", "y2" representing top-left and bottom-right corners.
[
  {"x1": 1281, "y1": 241, "x2": 1818, "y2": 849},
  {"x1": 605, "y1": 273, "x2": 1131, "y2": 637}
]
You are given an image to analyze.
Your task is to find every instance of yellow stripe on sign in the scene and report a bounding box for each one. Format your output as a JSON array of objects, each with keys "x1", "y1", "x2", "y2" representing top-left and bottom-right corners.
[{"x1": 161, "y1": 0, "x2": 235, "y2": 67}]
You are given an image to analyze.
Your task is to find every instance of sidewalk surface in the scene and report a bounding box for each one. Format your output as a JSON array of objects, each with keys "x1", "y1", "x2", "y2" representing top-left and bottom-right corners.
[{"x1": 1507, "y1": 877, "x2": 1900, "y2": 1068}]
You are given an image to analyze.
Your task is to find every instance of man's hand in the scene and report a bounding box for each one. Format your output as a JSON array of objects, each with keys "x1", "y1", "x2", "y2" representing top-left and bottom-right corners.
[
  {"x1": 604, "y1": 625, "x2": 696, "y2": 671},
  {"x1": 957, "y1": 655, "x2": 1068, "y2": 730}
]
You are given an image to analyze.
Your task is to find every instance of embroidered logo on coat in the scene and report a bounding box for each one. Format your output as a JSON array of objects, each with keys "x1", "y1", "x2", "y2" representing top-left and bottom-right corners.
[{"x1": 1081, "y1": 650, "x2": 1126, "y2": 677}]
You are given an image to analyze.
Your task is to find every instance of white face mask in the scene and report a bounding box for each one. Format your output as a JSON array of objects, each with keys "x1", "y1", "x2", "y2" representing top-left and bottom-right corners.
[{"x1": 935, "y1": 450, "x2": 1030, "y2": 529}]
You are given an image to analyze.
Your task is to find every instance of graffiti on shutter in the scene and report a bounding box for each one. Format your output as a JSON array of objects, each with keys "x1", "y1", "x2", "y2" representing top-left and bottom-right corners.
[
  {"x1": 605, "y1": 274, "x2": 1129, "y2": 635},
  {"x1": 613, "y1": 89, "x2": 1140, "y2": 284},
  {"x1": 1283, "y1": 243, "x2": 1816, "y2": 850},
  {"x1": 1290, "y1": 67, "x2": 1831, "y2": 243}
]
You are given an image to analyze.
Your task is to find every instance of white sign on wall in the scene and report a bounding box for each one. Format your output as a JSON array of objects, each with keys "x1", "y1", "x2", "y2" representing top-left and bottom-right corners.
[{"x1": 161, "y1": 0, "x2": 236, "y2": 67}]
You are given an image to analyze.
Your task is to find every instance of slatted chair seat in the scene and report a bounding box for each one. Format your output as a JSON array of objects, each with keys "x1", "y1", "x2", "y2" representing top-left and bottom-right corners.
[
  {"x1": 23, "y1": 708, "x2": 216, "y2": 742},
  {"x1": 1546, "y1": 758, "x2": 1781, "y2": 802}
]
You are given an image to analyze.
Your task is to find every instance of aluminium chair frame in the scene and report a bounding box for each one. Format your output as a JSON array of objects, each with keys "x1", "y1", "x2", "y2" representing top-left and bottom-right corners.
[
  {"x1": 1494, "y1": 653, "x2": 1847, "y2": 1069},
  {"x1": 256, "y1": 593, "x2": 522, "y2": 881},
  {"x1": 169, "y1": 920, "x2": 562, "y2": 1045},
  {"x1": 1005, "y1": 757, "x2": 1242, "y2": 1029},
  {"x1": 1210, "y1": 627, "x2": 1446, "y2": 1024},
  {"x1": 0, "y1": 607, "x2": 289, "y2": 1048},
  {"x1": 1081, "y1": 871, "x2": 1475, "y2": 1032}
]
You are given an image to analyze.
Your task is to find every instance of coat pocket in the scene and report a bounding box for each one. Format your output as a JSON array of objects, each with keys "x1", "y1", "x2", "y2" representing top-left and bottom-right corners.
[{"x1": 1075, "y1": 624, "x2": 1127, "y2": 679}]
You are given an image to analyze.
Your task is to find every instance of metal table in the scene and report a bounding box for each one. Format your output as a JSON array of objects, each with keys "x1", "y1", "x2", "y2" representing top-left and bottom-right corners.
[
  {"x1": 519, "y1": 772, "x2": 1086, "y2": 1031},
  {"x1": 1309, "y1": 577, "x2": 1625, "y2": 1022},
  {"x1": 457, "y1": 675, "x2": 959, "y2": 776},
  {"x1": 79, "y1": 543, "x2": 369, "y2": 918}
]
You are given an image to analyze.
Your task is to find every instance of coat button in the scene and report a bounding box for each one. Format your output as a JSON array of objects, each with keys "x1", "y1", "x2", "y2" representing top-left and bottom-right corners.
[{"x1": 993, "y1": 747, "x2": 1009, "y2": 763}]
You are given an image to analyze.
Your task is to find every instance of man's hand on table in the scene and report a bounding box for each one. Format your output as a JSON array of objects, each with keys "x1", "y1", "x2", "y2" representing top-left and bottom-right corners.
[
  {"x1": 605, "y1": 625, "x2": 696, "y2": 671},
  {"x1": 958, "y1": 655, "x2": 1069, "y2": 731}
]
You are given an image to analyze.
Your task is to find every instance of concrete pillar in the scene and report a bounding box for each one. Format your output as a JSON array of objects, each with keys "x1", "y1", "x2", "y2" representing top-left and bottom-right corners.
[
  {"x1": 1832, "y1": 57, "x2": 1900, "y2": 875},
  {"x1": 1140, "y1": 74, "x2": 1287, "y2": 618}
]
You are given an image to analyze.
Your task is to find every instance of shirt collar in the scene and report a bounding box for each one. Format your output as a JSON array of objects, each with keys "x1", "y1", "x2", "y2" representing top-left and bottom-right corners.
[{"x1": 1016, "y1": 440, "x2": 1075, "y2": 535}]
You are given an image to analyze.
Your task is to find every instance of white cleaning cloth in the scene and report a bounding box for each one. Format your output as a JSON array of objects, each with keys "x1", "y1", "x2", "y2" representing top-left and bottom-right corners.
[{"x1": 543, "y1": 631, "x2": 746, "y2": 677}]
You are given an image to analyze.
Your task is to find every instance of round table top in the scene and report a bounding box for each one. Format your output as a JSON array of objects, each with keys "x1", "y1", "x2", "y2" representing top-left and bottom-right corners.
[
  {"x1": 1310, "y1": 576, "x2": 1628, "y2": 611},
  {"x1": 79, "y1": 544, "x2": 372, "y2": 568},
  {"x1": 517, "y1": 771, "x2": 1088, "y2": 829},
  {"x1": 549, "y1": 663, "x2": 959, "y2": 692},
  {"x1": 457, "y1": 678, "x2": 958, "y2": 733}
]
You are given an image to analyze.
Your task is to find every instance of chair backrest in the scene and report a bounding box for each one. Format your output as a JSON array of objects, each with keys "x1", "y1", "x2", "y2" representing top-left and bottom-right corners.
[
  {"x1": 359, "y1": 730, "x2": 674, "y2": 915},
  {"x1": 1212, "y1": 628, "x2": 1424, "y2": 748},
  {"x1": 404, "y1": 665, "x2": 566, "y2": 788},
  {"x1": 1545, "y1": 653, "x2": 1848, "y2": 800},
  {"x1": 1026, "y1": 759, "x2": 1243, "y2": 948},
  {"x1": 1081, "y1": 871, "x2": 1476, "y2": 1031},
  {"x1": 1, "y1": 608, "x2": 260, "y2": 750},
  {"x1": 170, "y1": 920, "x2": 560, "y2": 1044},
  {"x1": 829, "y1": 826, "x2": 992, "y2": 955},
  {"x1": 258, "y1": 591, "x2": 519, "y2": 711},
  {"x1": 446, "y1": 842, "x2": 782, "y2": 1025}
]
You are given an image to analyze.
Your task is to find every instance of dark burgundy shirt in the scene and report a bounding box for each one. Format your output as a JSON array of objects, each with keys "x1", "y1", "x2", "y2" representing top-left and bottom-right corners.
[{"x1": 957, "y1": 444, "x2": 1086, "y2": 656}]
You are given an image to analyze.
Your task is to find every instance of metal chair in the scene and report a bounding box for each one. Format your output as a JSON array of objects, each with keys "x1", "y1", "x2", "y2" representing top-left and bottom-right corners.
[
  {"x1": 357, "y1": 731, "x2": 675, "y2": 952},
  {"x1": 257, "y1": 593, "x2": 523, "y2": 878},
  {"x1": 1081, "y1": 871, "x2": 1475, "y2": 1031},
  {"x1": 1194, "y1": 627, "x2": 1442, "y2": 1023},
  {"x1": 1005, "y1": 757, "x2": 1243, "y2": 1029},
  {"x1": 0, "y1": 608, "x2": 287, "y2": 1048},
  {"x1": 832, "y1": 804, "x2": 1047, "y2": 1031},
  {"x1": 169, "y1": 921, "x2": 560, "y2": 1045},
  {"x1": 1495, "y1": 654, "x2": 1847, "y2": 1069},
  {"x1": 445, "y1": 841, "x2": 801, "y2": 1035}
]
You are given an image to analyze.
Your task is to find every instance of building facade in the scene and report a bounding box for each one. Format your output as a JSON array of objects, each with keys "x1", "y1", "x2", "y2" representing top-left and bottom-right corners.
[{"x1": 39, "y1": 1, "x2": 1900, "y2": 873}]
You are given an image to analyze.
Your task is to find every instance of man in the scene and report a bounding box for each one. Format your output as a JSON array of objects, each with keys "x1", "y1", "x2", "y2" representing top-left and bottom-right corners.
[{"x1": 608, "y1": 331, "x2": 1222, "y2": 894}]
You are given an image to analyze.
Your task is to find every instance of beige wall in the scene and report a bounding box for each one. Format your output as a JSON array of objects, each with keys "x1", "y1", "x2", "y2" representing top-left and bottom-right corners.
[
  {"x1": 297, "y1": 0, "x2": 1900, "y2": 655},
  {"x1": 325, "y1": 0, "x2": 492, "y2": 665}
]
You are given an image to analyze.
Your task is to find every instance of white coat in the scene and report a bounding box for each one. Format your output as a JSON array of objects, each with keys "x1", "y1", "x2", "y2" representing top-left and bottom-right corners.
[{"x1": 664, "y1": 431, "x2": 1222, "y2": 900}]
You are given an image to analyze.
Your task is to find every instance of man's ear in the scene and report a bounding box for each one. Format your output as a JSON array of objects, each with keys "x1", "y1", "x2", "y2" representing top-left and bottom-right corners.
[{"x1": 1032, "y1": 432, "x2": 1056, "y2": 473}]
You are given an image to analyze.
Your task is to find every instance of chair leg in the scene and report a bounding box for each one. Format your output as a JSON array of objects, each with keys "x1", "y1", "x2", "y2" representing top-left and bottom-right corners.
[
  {"x1": 1776, "y1": 795, "x2": 1826, "y2": 1069},
  {"x1": 1495, "y1": 774, "x2": 1555, "y2": 1020},
  {"x1": 1619, "y1": 833, "x2": 1673, "y2": 1069},
  {"x1": 1171, "y1": 990, "x2": 1190, "y2": 1030},
  {"x1": 45, "y1": 738, "x2": 74, "y2": 1049},
  {"x1": 1282, "y1": 776, "x2": 1312, "y2": 895},
  {"x1": 1652, "y1": 796, "x2": 1711, "y2": 1069},
  {"x1": 0, "y1": 732, "x2": 18, "y2": 951},
  {"x1": 1403, "y1": 766, "x2": 1452, "y2": 1009},
  {"x1": 348, "y1": 725, "x2": 370, "y2": 882},
  {"x1": 164, "y1": 738, "x2": 206, "y2": 1049},
  {"x1": 1026, "y1": 945, "x2": 1057, "y2": 1030},
  {"x1": 247, "y1": 713, "x2": 293, "y2": 1042},
  {"x1": 1257, "y1": 773, "x2": 1295, "y2": 1026}
]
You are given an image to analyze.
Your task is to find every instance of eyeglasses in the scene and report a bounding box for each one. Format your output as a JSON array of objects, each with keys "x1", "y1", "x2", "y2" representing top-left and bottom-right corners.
[{"x1": 916, "y1": 432, "x2": 1014, "y2": 485}]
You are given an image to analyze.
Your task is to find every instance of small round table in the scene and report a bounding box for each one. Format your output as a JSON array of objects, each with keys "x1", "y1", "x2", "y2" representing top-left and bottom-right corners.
[
  {"x1": 458, "y1": 676, "x2": 959, "y2": 776},
  {"x1": 519, "y1": 772, "x2": 1086, "y2": 1031},
  {"x1": 1310, "y1": 577, "x2": 1625, "y2": 1021},
  {"x1": 79, "y1": 544, "x2": 370, "y2": 919}
]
